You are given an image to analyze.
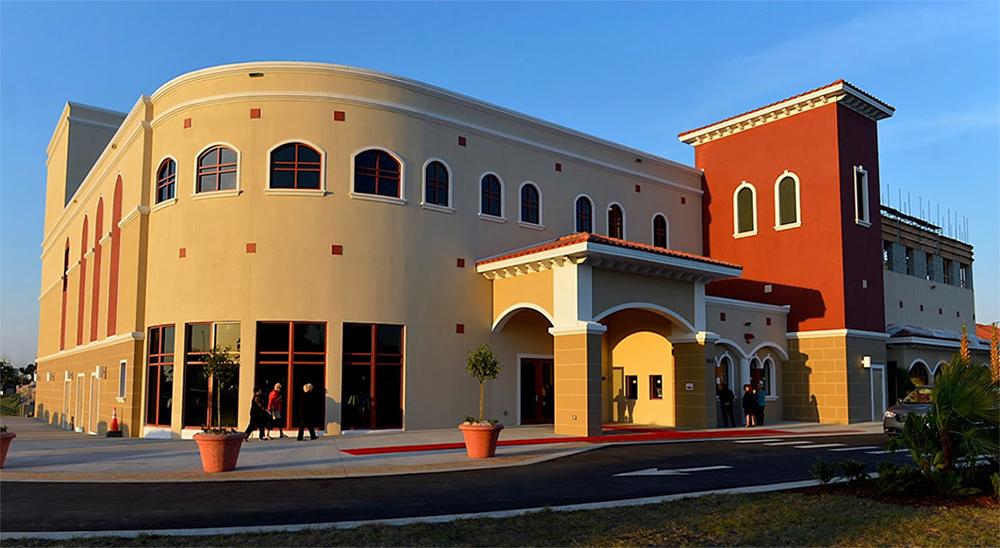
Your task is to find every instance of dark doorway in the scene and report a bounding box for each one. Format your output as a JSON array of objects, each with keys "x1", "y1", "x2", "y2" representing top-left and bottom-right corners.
[
  {"x1": 519, "y1": 357, "x2": 554, "y2": 425},
  {"x1": 342, "y1": 323, "x2": 404, "y2": 430},
  {"x1": 255, "y1": 321, "x2": 327, "y2": 429}
]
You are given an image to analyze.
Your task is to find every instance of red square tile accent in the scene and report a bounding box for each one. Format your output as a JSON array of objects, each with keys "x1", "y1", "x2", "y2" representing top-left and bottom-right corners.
[
  {"x1": 183, "y1": 118, "x2": 192, "y2": 129},
  {"x1": 456, "y1": 324, "x2": 465, "y2": 334},
  {"x1": 333, "y1": 110, "x2": 346, "y2": 122},
  {"x1": 555, "y1": 162, "x2": 562, "y2": 172},
  {"x1": 178, "y1": 247, "x2": 187, "y2": 258},
  {"x1": 634, "y1": 184, "x2": 641, "y2": 193},
  {"x1": 246, "y1": 243, "x2": 256, "y2": 253},
  {"x1": 456, "y1": 258, "x2": 465, "y2": 268},
  {"x1": 331, "y1": 244, "x2": 344, "y2": 255},
  {"x1": 681, "y1": 196, "x2": 687, "y2": 205},
  {"x1": 249, "y1": 108, "x2": 261, "y2": 119},
  {"x1": 458, "y1": 136, "x2": 467, "y2": 147}
]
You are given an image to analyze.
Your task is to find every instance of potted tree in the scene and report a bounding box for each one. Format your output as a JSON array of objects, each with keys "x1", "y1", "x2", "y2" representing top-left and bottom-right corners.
[
  {"x1": 459, "y1": 345, "x2": 503, "y2": 458},
  {"x1": 193, "y1": 346, "x2": 244, "y2": 473},
  {"x1": 0, "y1": 425, "x2": 13, "y2": 469}
]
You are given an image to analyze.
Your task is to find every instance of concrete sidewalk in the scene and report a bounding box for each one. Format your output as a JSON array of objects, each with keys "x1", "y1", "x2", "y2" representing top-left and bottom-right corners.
[{"x1": 0, "y1": 417, "x2": 880, "y2": 482}]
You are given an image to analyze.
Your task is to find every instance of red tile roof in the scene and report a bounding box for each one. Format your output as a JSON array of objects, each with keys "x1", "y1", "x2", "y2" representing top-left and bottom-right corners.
[
  {"x1": 476, "y1": 232, "x2": 742, "y2": 270},
  {"x1": 678, "y1": 79, "x2": 894, "y2": 139},
  {"x1": 976, "y1": 323, "x2": 997, "y2": 342}
]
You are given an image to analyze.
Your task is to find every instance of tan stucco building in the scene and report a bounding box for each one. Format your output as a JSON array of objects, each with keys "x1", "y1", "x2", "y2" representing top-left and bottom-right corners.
[{"x1": 34, "y1": 63, "x2": 984, "y2": 438}]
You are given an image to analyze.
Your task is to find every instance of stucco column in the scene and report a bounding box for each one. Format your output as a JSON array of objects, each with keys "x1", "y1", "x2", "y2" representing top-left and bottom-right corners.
[
  {"x1": 550, "y1": 324, "x2": 605, "y2": 436},
  {"x1": 672, "y1": 340, "x2": 716, "y2": 428},
  {"x1": 739, "y1": 357, "x2": 751, "y2": 388}
]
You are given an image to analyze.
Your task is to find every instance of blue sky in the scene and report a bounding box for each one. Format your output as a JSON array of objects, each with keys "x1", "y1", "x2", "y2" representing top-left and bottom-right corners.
[{"x1": 1, "y1": 1, "x2": 997, "y2": 364}]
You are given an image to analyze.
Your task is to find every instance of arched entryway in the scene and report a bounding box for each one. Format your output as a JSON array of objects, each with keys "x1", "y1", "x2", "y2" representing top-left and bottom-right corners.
[
  {"x1": 491, "y1": 307, "x2": 554, "y2": 426},
  {"x1": 908, "y1": 359, "x2": 931, "y2": 387}
]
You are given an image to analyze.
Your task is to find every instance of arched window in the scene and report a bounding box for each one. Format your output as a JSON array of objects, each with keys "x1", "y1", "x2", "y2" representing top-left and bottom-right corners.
[
  {"x1": 760, "y1": 357, "x2": 775, "y2": 395},
  {"x1": 480, "y1": 173, "x2": 503, "y2": 218},
  {"x1": 353, "y1": 149, "x2": 401, "y2": 198},
  {"x1": 575, "y1": 195, "x2": 593, "y2": 232},
  {"x1": 520, "y1": 183, "x2": 541, "y2": 225},
  {"x1": 716, "y1": 354, "x2": 732, "y2": 389},
  {"x1": 607, "y1": 203, "x2": 624, "y2": 239},
  {"x1": 909, "y1": 360, "x2": 931, "y2": 386},
  {"x1": 90, "y1": 198, "x2": 104, "y2": 343},
  {"x1": 156, "y1": 159, "x2": 176, "y2": 203},
  {"x1": 734, "y1": 183, "x2": 757, "y2": 236},
  {"x1": 652, "y1": 214, "x2": 668, "y2": 248},
  {"x1": 196, "y1": 146, "x2": 238, "y2": 193},
  {"x1": 270, "y1": 143, "x2": 321, "y2": 190},
  {"x1": 774, "y1": 173, "x2": 800, "y2": 228},
  {"x1": 424, "y1": 160, "x2": 450, "y2": 207}
]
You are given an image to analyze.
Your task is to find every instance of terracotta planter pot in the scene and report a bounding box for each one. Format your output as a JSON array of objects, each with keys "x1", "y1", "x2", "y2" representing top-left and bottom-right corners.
[
  {"x1": 459, "y1": 422, "x2": 503, "y2": 458},
  {"x1": 193, "y1": 432, "x2": 244, "y2": 473},
  {"x1": 0, "y1": 432, "x2": 15, "y2": 469}
]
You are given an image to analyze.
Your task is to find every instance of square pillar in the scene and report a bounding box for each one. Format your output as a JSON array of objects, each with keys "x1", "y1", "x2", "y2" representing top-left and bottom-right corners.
[
  {"x1": 551, "y1": 326, "x2": 604, "y2": 436},
  {"x1": 672, "y1": 341, "x2": 716, "y2": 428}
]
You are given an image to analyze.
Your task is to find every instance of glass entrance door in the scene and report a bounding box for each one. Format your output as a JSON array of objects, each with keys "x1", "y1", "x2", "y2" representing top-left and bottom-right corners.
[
  {"x1": 342, "y1": 323, "x2": 403, "y2": 430},
  {"x1": 519, "y1": 358, "x2": 553, "y2": 425}
]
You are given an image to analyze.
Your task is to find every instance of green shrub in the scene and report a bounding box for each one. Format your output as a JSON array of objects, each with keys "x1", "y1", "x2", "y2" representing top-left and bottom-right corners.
[
  {"x1": 810, "y1": 458, "x2": 837, "y2": 485},
  {"x1": 991, "y1": 472, "x2": 1000, "y2": 499},
  {"x1": 930, "y1": 470, "x2": 980, "y2": 497},
  {"x1": 838, "y1": 459, "x2": 870, "y2": 484},
  {"x1": 875, "y1": 462, "x2": 924, "y2": 495}
]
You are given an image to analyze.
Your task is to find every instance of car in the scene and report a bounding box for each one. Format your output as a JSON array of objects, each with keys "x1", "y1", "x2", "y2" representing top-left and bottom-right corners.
[{"x1": 883, "y1": 386, "x2": 933, "y2": 436}]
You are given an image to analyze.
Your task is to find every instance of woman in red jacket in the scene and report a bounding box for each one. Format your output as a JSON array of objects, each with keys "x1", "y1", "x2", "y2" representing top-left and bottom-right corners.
[{"x1": 267, "y1": 383, "x2": 288, "y2": 439}]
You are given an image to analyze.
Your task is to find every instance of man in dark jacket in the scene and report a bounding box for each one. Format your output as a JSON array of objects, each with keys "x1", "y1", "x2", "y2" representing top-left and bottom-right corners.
[
  {"x1": 741, "y1": 384, "x2": 757, "y2": 427},
  {"x1": 297, "y1": 383, "x2": 320, "y2": 441},
  {"x1": 717, "y1": 383, "x2": 736, "y2": 427}
]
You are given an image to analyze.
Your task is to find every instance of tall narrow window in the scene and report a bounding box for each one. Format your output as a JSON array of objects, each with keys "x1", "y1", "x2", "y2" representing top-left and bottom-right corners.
[
  {"x1": 734, "y1": 183, "x2": 757, "y2": 236},
  {"x1": 607, "y1": 204, "x2": 624, "y2": 239},
  {"x1": 183, "y1": 322, "x2": 240, "y2": 428},
  {"x1": 924, "y1": 251, "x2": 934, "y2": 281},
  {"x1": 854, "y1": 166, "x2": 870, "y2": 225},
  {"x1": 652, "y1": 214, "x2": 668, "y2": 248},
  {"x1": 76, "y1": 216, "x2": 88, "y2": 346},
  {"x1": 146, "y1": 325, "x2": 175, "y2": 426},
  {"x1": 342, "y1": 323, "x2": 404, "y2": 430},
  {"x1": 774, "y1": 174, "x2": 799, "y2": 228},
  {"x1": 156, "y1": 159, "x2": 176, "y2": 203},
  {"x1": 117, "y1": 360, "x2": 127, "y2": 400},
  {"x1": 480, "y1": 173, "x2": 503, "y2": 218},
  {"x1": 353, "y1": 149, "x2": 401, "y2": 198},
  {"x1": 269, "y1": 143, "x2": 321, "y2": 190},
  {"x1": 905, "y1": 246, "x2": 915, "y2": 275},
  {"x1": 882, "y1": 241, "x2": 893, "y2": 270},
  {"x1": 959, "y1": 264, "x2": 970, "y2": 289},
  {"x1": 520, "y1": 183, "x2": 541, "y2": 225},
  {"x1": 575, "y1": 195, "x2": 593, "y2": 232},
  {"x1": 256, "y1": 322, "x2": 326, "y2": 429},
  {"x1": 196, "y1": 146, "x2": 238, "y2": 193},
  {"x1": 423, "y1": 160, "x2": 450, "y2": 207},
  {"x1": 943, "y1": 258, "x2": 953, "y2": 285}
]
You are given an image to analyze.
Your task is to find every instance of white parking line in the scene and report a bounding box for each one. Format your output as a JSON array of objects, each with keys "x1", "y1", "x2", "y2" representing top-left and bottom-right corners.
[
  {"x1": 794, "y1": 443, "x2": 845, "y2": 449},
  {"x1": 732, "y1": 439, "x2": 783, "y2": 444},
  {"x1": 829, "y1": 445, "x2": 880, "y2": 452},
  {"x1": 867, "y1": 449, "x2": 909, "y2": 455},
  {"x1": 764, "y1": 441, "x2": 808, "y2": 446}
]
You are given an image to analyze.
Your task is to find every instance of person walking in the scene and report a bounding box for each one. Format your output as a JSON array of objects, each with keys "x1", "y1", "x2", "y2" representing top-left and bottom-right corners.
[
  {"x1": 297, "y1": 383, "x2": 320, "y2": 441},
  {"x1": 717, "y1": 383, "x2": 736, "y2": 427},
  {"x1": 243, "y1": 387, "x2": 268, "y2": 441},
  {"x1": 267, "y1": 383, "x2": 288, "y2": 439},
  {"x1": 755, "y1": 381, "x2": 768, "y2": 426},
  {"x1": 741, "y1": 384, "x2": 756, "y2": 428}
]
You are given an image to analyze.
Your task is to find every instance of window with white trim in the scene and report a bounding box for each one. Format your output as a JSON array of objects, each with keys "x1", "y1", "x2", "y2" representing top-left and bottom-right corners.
[
  {"x1": 854, "y1": 166, "x2": 870, "y2": 225},
  {"x1": 734, "y1": 183, "x2": 757, "y2": 236},
  {"x1": 652, "y1": 214, "x2": 668, "y2": 248},
  {"x1": 117, "y1": 359, "x2": 127, "y2": 400},
  {"x1": 519, "y1": 182, "x2": 541, "y2": 225},
  {"x1": 774, "y1": 173, "x2": 800, "y2": 228}
]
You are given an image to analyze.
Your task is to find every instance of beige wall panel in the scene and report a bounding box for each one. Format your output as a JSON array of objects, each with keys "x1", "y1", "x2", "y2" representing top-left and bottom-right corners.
[
  {"x1": 672, "y1": 342, "x2": 715, "y2": 428},
  {"x1": 553, "y1": 333, "x2": 602, "y2": 436},
  {"x1": 883, "y1": 270, "x2": 975, "y2": 331},
  {"x1": 492, "y1": 272, "x2": 554, "y2": 326},
  {"x1": 707, "y1": 301, "x2": 787, "y2": 357},
  {"x1": 592, "y1": 270, "x2": 695, "y2": 328}
]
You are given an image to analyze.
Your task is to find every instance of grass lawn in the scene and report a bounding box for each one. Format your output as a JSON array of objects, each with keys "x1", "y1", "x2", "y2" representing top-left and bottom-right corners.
[{"x1": 13, "y1": 490, "x2": 999, "y2": 547}]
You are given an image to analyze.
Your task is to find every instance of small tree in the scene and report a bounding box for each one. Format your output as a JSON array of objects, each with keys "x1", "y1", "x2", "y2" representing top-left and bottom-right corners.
[
  {"x1": 466, "y1": 345, "x2": 502, "y2": 423},
  {"x1": 202, "y1": 346, "x2": 239, "y2": 432}
]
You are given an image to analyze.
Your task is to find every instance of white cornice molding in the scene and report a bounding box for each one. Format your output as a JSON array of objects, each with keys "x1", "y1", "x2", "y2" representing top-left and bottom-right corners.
[
  {"x1": 149, "y1": 61, "x2": 701, "y2": 177},
  {"x1": 548, "y1": 322, "x2": 608, "y2": 336},
  {"x1": 679, "y1": 81, "x2": 894, "y2": 146},
  {"x1": 705, "y1": 295, "x2": 790, "y2": 314},
  {"x1": 786, "y1": 328, "x2": 889, "y2": 341},
  {"x1": 150, "y1": 90, "x2": 703, "y2": 197},
  {"x1": 117, "y1": 205, "x2": 150, "y2": 230},
  {"x1": 886, "y1": 336, "x2": 988, "y2": 351},
  {"x1": 672, "y1": 331, "x2": 720, "y2": 345},
  {"x1": 35, "y1": 331, "x2": 144, "y2": 364}
]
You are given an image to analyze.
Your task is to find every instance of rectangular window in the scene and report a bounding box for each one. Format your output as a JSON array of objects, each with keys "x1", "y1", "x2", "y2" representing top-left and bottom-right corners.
[
  {"x1": 854, "y1": 166, "x2": 870, "y2": 225},
  {"x1": 959, "y1": 264, "x2": 970, "y2": 289},
  {"x1": 342, "y1": 323, "x2": 403, "y2": 430},
  {"x1": 256, "y1": 321, "x2": 326, "y2": 430},
  {"x1": 625, "y1": 375, "x2": 638, "y2": 400},
  {"x1": 117, "y1": 360, "x2": 127, "y2": 400},
  {"x1": 882, "y1": 241, "x2": 892, "y2": 269},
  {"x1": 905, "y1": 247, "x2": 915, "y2": 276},
  {"x1": 925, "y1": 252, "x2": 934, "y2": 281},
  {"x1": 649, "y1": 375, "x2": 663, "y2": 400},
  {"x1": 183, "y1": 322, "x2": 241, "y2": 428},
  {"x1": 146, "y1": 325, "x2": 175, "y2": 426},
  {"x1": 943, "y1": 258, "x2": 953, "y2": 285}
]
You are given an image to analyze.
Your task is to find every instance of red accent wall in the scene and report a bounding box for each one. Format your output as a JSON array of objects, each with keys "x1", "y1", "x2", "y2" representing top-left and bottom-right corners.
[{"x1": 697, "y1": 102, "x2": 884, "y2": 332}]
